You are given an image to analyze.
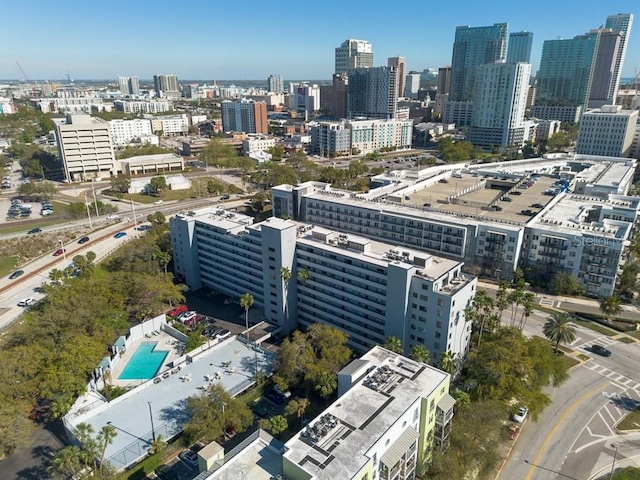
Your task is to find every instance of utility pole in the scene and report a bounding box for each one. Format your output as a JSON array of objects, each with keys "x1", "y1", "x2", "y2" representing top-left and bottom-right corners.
[
  {"x1": 84, "y1": 193, "x2": 92, "y2": 228},
  {"x1": 148, "y1": 402, "x2": 156, "y2": 443},
  {"x1": 91, "y1": 182, "x2": 100, "y2": 216}
]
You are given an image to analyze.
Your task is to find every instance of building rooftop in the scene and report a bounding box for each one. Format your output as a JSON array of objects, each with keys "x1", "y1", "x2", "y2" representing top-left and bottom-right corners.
[{"x1": 283, "y1": 346, "x2": 450, "y2": 480}]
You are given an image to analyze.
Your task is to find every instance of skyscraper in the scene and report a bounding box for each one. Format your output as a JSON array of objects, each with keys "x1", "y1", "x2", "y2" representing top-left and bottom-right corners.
[
  {"x1": 117, "y1": 76, "x2": 139, "y2": 95},
  {"x1": 153, "y1": 74, "x2": 180, "y2": 98},
  {"x1": 588, "y1": 29, "x2": 622, "y2": 108},
  {"x1": 388, "y1": 56, "x2": 407, "y2": 99},
  {"x1": 267, "y1": 74, "x2": 284, "y2": 93},
  {"x1": 605, "y1": 13, "x2": 633, "y2": 102},
  {"x1": 536, "y1": 30, "x2": 601, "y2": 111},
  {"x1": 347, "y1": 66, "x2": 399, "y2": 119},
  {"x1": 468, "y1": 61, "x2": 531, "y2": 149},
  {"x1": 449, "y1": 23, "x2": 508, "y2": 102},
  {"x1": 220, "y1": 99, "x2": 268, "y2": 134},
  {"x1": 335, "y1": 39, "x2": 373, "y2": 74},
  {"x1": 507, "y1": 31, "x2": 533, "y2": 63}
]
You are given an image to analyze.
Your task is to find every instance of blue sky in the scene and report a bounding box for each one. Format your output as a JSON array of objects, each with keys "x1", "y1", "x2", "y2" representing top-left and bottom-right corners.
[{"x1": 1, "y1": 0, "x2": 638, "y2": 81}]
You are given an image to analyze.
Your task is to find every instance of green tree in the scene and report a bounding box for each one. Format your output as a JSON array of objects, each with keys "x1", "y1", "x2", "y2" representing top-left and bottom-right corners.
[
  {"x1": 297, "y1": 268, "x2": 309, "y2": 286},
  {"x1": 269, "y1": 415, "x2": 289, "y2": 437},
  {"x1": 438, "y1": 351, "x2": 459, "y2": 375},
  {"x1": 96, "y1": 425, "x2": 117, "y2": 474},
  {"x1": 284, "y1": 397, "x2": 310, "y2": 428},
  {"x1": 110, "y1": 173, "x2": 131, "y2": 194},
  {"x1": 206, "y1": 179, "x2": 225, "y2": 194},
  {"x1": 410, "y1": 344, "x2": 430, "y2": 364},
  {"x1": 280, "y1": 266, "x2": 292, "y2": 327},
  {"x1": 240, "y1": 293, "x2": 254, "y2": 339},
  {"x1": 383, "y1": 336, "x2": 403, "y2": 354},
  {"x1": 518, "y1": 292, "x2": 536, "y2": 331},
  {"x1": 549, "y1": 272, "x2": 585, "y2": 296},
  {"x1": 469, "y1": 290, "x2": 496, "y2": 347},
  {"x1": 600, "y1": 295, "x2": 621, "y2": 322},
  {"x1": 149, "y1": 176, "x2": 167, "y2": 194},
  {"x1": 199, "y1": 138, "x2": 238, "y2": 168},
  {"x1": 251, "y1": 191, "x2": 267, "y2": 212},
  {"x1": 153, "y1": 249, "x2": 171, "y2": 275},
  {"x1": 315, "y1": 371, "x2": 337, "y2": 399},
  {"x1": 543, "y1": 312, "x2": 577, "y2": 354},
  {"x1": 48, "y1": 445, "x2": 85, "y2": 479}
]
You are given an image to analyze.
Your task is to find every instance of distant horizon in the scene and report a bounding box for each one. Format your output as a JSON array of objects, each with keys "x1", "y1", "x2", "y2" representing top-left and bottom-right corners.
[{"x1": 1, "y1": 1, "x2": 637, "y2": 80}]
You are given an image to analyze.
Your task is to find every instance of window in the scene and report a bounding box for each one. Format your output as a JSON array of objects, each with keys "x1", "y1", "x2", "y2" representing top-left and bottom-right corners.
[{"x1": 437, "y1": 299, "x2": 443, "y2": 306}]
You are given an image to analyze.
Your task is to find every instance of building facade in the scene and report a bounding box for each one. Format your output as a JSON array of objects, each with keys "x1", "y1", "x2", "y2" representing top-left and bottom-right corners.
[
  {"x1": 153, "y1": 74, "x2": 180, "y2": 98},
  {"x1": 55, "y1": 114, "x2": 116, "y2": 182},
  {"x1": 467, "y1": 61, "x2": 531, "y2": 149},
  {"x1": 114, "y1": 100, "x2": 173, "y2": 114},
  {"x1": 347, "y1": 66, "x2": 399, "y2": 119},
  {"x1": 576, "y1": 105, "x2": 638, "y2": 157},
  {"x1": 109, "y1": 118, "x2": 152, "y2": 146},
  {"x1": 604, "y1": 13, "x2": 634, "y2": 104},
  {"x1": 388, "y1": 56, "x2": 407, "y2": 100},
  {"x1": 220, "y1": 99, "x2": 268, "y2": 134},
  {"x1": 588, "y1": 29, "x2": 623, "y2": 108},
  {"x1": 150, "y1": 114, "x2": 189, "y2": 136},
  {"x1": 117, "y1": 76, "x2": 140, "y2": 95},
  {"x1": 335, "y1": 39, "x2": 374, "y2": 74},
  {"x1": 267, "y1": 74, "x2": 284, "y2": 93},
  {"x1": 242, "y1": 134, "x2": 276, "y2": 156},
  {"x1": 507, "y1": 31, "x2": 533, "y2": 63},
  {"x1": 449, "y1": 23, "x2": 508, "y2": 102},
  {"x1": 170, "y1": 211, "x2": 476, "y2": 361}
]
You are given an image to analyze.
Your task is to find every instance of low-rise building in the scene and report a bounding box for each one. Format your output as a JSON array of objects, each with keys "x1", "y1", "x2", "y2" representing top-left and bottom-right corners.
[
  {"x1": 151, "y1": 114, "x2": 189, "y2": 136},
  {"x1": 109, "y1": 118, "x2": 153, "y2": 146},
  {"x1": 243, "y1": 135, "x2": 276, "y2": 156},
  {"x1": 576, "y1": 105, "x2": 638, "y2": 157}
]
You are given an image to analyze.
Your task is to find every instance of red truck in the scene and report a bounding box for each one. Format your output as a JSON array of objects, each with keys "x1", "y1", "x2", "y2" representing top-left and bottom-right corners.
[{"x1": 168, "y1": 304, "x2": 188, "y2": 318}]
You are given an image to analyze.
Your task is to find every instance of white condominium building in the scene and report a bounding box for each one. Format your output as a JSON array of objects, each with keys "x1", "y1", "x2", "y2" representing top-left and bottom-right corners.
[
  {"x1": 170, "y1": 210, "x2": 476, "y2": 361},
  {"x1": 55, "y1": 114, "x2": 116, "y2": 182},
  {"x1": 150, "y1": 114, "x2": 189, "y2": 136},
  {"x1": 242, "y1": 134, "x2": 276, "y2": 156},
  {"x1": 114, "y1": 100, "x2": 173, "y2": 114},
  {"x1": 109, "y1": 119, "x2": 153, "y2": 146}
]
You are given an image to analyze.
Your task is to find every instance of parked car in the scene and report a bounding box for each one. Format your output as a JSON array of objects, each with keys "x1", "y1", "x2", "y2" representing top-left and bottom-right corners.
[
  {"x1": 252, "y1": 401, "x2": 269, "y2": 418},
  {"x1": 154, "y1": 200, "x2": 164, "y2": 205},
  {"x1": 78, "y1": 236, "x2": 90, "y2": 244},
  {"x1": 502, "y1": 196, "x2": 513, "y2": 202},
  {"x1": 591, "y1": 344, "x2": 612, "y2": 357},
  {"x1": 264, "y1": 388, "x2": 286, "y2": 405},
  {"x1": 18, "y1": 297, "x2": 36, "y2": 307},
  {"x1": 106, "y1": 214, "x2": 119, "y2": 220},
  {"x1": 154, "y1": 465, "x2": 179, "y2": 480},
  {"x1": 178, "y1": 449, "x2": 199, "y2": 468},
  {"x1": 178, "y1": 311, "x2": 197, "y2": 324},
  {"x1": 220, "y1": 195, "x2": 230, "y2": 200},
  {"x1": 53, "y1": 248, "x2": 66, "y2": 256},
  {"x1": 274, "y1": 385, "x2": 292, "y2": 398},
  {"x1": 216, "y1": 328, "x2": 231, "y2": 339},
  {"x1": 27, "y1": 227, "x2": 42, "y2": 234},
  {"x1": 168, "y1": 304, "x2": 189, "y2": 317},
  {"x1": 9, "y1": 270, "x2": 24, "y2": 280},
  {"x1": 114, "y1": 231, "x2": 127, "y2": 239},
  {"x1": 512, "y1": 406, "x2": 528, "y2": 423}
]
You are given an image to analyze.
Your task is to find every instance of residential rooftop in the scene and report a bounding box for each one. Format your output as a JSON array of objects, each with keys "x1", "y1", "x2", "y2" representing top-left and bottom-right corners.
[{"x1": 282, "y1": 346, "x2": 450, "y2": 480}]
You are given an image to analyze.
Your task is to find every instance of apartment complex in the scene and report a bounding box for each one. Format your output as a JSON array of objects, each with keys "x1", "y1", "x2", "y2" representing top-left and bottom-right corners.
[
  {"x1": 203, "y1": 347, "x2": 454, "y2": 480},
  {"x1": 347, "y1": 66, "x2": 399, "y2": 120},
  {"x1": 467, "y1": 61, "x2": 531, "y2": 148},
  {"x1": 153, "y1": 74, "x2": 180, "y2": 98},
  {"x1": 109, "y1": 118, "x2": 152, "y2": 146},
  {"x1": 507, "y1": 31, "x2": 533, "y2": 63},
  {"x1": 242, "y1": 134, "x2": 276, "y2": 156},
  {"x1": 309, "y1": 118, "x2": 413, "y2": 157},
  {"x1": 604, "y1": 14, "x2": 634, "y2": 104},
  {"x1": 221, "y1": 99, "x2": 268, "y2": 134},
  {"x1": 576, "y1": 105, "x2": 638, "y2": 157},
  {"x1": 55, "y1": 114, "x2": 116, "y2": 182},
  {"x1": 272, "y1": 154, "x2": 639, "y2": 297},
  {"x1": 150, "y1": 114, "x2": 189, "y2": 136},
  {"x1": 335, "y1": 39, "x2": 374, "y2": 74},
  {"x1": 117, "y1": 76, "x2": 139, "y2": 95},
  {"x1": 268, "y1": 74, "x2": 284, "y2": 93},
  {"x1": 388, "y1": 56, "x2": 407, "y2": 100},
  {"x1": 170, "y1": 212, "x2": 476, "y2": 361},
  {"x1": 114, "y1": 99, "x2": 173, "y2": 114}
]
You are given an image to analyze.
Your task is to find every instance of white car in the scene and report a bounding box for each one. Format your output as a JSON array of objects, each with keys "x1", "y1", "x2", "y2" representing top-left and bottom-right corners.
[
  {"x1": 513, "y1": 406, "x2": 528, "y2": 423},
  {"x1": 18, "y1": 297, "x2": 36, "y2": 307},
  {"x1": 106, "y1": 214, "x2": 119, "y2": 220},
  {"x1": 154, "y1": 200, "x2": 164, "y2": 205}
]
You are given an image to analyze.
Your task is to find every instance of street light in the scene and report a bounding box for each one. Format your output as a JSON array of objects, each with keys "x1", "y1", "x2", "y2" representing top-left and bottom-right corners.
[
  {"x1": 609, "y1": 443, "x2": 619, "y2": 479},
  {"x1": 84, "y1": 193, "x2": 92, "y2": 228}
]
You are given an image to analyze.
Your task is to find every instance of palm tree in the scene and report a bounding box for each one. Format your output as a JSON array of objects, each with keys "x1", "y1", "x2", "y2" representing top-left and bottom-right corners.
[
  {"x1": 543, "y1": 312, "x2": 577, "y2": 353},
  {"x1": 96, "y1": 425, "x2": 117, "y2": 473},
  {"x1": 239, "y1": 293, "x2": 254, "y2": 339},
  {"x1": 518, "y1": 292, "x2": 536, "y2": 331},
  {"x1": 471, "y1": 291, "x2": 495, "y2": 347},
  {"x1": 383, "y1": 336, "x2": 403, "y2": 354},
  {"x1": 48, "y1": 446, "x2": 84, "y2": 479},
  {"x1": 410, "y1": 345, "x2": 430, "y2": 364},
  {"x1": 280, "y1": 266, "x2": 292, "y2": 327},
  {"x1": 268, "y1": 415, "x2": 288, "y2": 437},
  {"x1": 600, "y1": 295, "x2": 621, "y2": 322},
  {"x1": 297, "y1": 268, "x2": 309, "y2": 286},
  {"x1": 508, "y1": 286, "x2": 525, "y2": 326},
  {"x1": 315, "y1": 371, "x2": 337, "y2": 400},
  {"x1": 495, "y1": 281, "x2": 510, "y2": 318},
  {"x1": 438, "y1": 351, "x2": 459, "y2": 375},
  {"x1": 153, "y1": 249, "x2": 171, "y2": 275},
  {"x1": 285, "y1": 397, "x2": 310, "y2": 428}
]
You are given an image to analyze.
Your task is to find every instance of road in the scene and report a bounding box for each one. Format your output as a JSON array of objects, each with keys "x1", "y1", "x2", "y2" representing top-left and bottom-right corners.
[
  {"x1": 497, "y1": 307, "x2": 640, "y2": 480},
  {"x1": 0, "y1": 197, "x2": 248, "y2": 331}
]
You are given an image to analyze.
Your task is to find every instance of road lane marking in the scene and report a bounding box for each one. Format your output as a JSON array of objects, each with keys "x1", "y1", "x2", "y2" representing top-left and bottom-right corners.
[{"x1": 525, "y1": 382, "x2": 608, "y2": 480}]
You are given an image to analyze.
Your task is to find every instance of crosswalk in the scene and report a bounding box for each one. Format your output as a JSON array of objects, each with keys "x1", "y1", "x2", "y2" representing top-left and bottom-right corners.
[
  {"x1": 575, "y1": 334, "x2": 618, "y2": 350},
  {"x1": 583, "y1": 361, "x2": 640, "y2": 391}
]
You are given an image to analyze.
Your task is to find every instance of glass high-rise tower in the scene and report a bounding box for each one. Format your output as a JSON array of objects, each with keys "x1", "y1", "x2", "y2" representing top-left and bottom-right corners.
[
  {"x1": 605, "y1": 13, "x2": 633, "y2": 102},
  {"x1": 449, "y1": 23, "x2": 508, "y2": 102}
]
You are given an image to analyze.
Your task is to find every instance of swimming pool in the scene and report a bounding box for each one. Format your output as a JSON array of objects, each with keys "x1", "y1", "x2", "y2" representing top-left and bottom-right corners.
[{"x1": 118, "y1": 342, "x2": 168, "y2": 380}]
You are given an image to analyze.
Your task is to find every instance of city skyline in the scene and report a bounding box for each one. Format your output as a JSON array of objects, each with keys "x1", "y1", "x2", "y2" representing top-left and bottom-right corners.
[{"x1": 0, "y1": 0, "x2": 637, "y2": 81}]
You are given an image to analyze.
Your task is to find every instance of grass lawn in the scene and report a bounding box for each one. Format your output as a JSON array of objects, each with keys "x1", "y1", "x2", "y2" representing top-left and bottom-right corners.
[
  {"x1": 572, "y1": 319, "x2": 617, "y2": 337},
  {"x1": 0, "y1": 255, "x2": 18, "y2": 277},
  {"x1": 577, "y1": 353, "x2": 591, "y2": 362},
  {"x1": 120, "y1": 176, "x2": 233, "y2": 204},
  {"x1": 616, "y1": 407, "x2": 640, "y2": 431},
  {"x1": 628, "y1": 330, "x2": 640, "y2": 340},
  {"x1": 619, "y1": 336, "x2": 637, "y2": 344},
  {"x1": 561, "y1": 356, "x2": 580, "y2": 369}
]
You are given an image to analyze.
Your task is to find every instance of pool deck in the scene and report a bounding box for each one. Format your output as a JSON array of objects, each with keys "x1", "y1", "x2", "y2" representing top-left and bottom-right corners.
[
  {"x1": 110, "y1": 331, "x2": 185, "y2": 388},
  {"x1": 66, "y1": 337, "x2": 275, "y2": 471}
]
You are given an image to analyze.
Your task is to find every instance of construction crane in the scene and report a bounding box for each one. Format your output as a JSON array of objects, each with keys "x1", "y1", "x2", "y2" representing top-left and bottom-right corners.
[{"x1": 15, "y1": 61, "x2": 38, "y2": 98}]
